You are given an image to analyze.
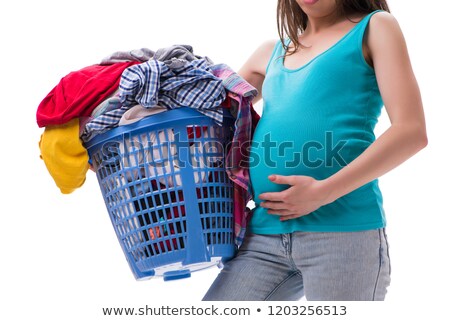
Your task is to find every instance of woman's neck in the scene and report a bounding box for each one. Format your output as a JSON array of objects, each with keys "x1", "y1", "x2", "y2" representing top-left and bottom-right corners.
[{"x1": 304, "y1": 12, "x2": 344, "y2": 35}]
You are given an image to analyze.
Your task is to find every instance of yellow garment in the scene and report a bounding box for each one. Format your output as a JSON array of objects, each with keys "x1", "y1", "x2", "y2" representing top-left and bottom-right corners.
[{"x1": 39, "y1": 118, "x2": 89, "y2": 194}]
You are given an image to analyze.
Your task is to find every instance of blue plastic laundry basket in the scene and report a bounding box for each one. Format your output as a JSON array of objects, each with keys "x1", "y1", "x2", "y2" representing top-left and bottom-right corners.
[{"x1": 84, "y1": 107, "x2": 235, "y2": 281}]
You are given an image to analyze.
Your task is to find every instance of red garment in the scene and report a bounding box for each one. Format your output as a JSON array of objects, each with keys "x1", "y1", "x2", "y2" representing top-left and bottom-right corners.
[
  {"x1": 187, "y1": 125, "x2": 208, "y2": 140},
  {"x1": 36, "y1": 61, "x2": 137, "y2": 128}
]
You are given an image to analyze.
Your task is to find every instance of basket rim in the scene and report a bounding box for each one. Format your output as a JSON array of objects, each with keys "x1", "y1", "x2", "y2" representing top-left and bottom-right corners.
[{"x1": 84, "y1": 107, "x2": 232, "y2": 150}]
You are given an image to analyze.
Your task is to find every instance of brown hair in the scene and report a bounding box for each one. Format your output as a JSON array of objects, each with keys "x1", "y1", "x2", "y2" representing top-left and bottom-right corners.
[{"x1": 277, "y1": 0, "x2": 390, "y2": 57}]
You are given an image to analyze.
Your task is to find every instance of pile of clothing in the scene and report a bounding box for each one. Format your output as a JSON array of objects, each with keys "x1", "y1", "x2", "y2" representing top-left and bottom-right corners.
[{"x1": 36, "y1": 45, "x2": 260, "y2": 247}]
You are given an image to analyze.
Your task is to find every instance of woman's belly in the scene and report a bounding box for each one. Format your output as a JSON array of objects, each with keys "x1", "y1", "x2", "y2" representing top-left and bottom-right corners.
[{"x1": 248, "y1": 114, "x2": 368, "y2": 204}]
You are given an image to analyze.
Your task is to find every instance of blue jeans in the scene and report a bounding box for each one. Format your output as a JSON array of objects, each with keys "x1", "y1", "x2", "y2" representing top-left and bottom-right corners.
[{"x1": 203, "y1": 229, "x2": 391, "y2": 301}]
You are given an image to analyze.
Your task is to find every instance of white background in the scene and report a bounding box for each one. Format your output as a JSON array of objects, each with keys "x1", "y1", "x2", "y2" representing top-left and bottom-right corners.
[{"x1": 1, "y1": 1, "x2": 449, "y2": 320}]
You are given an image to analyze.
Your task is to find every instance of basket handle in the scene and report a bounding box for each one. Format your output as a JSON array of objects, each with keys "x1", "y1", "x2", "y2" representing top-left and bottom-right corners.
[{"x1": 175, "y1": 129, "x2": 210, "y2": 265}]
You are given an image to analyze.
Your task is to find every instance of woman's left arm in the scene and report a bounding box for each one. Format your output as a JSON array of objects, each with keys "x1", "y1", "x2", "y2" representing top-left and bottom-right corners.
[{"x1": 260, "y1": 12, "x2": 428, "y2": 221}]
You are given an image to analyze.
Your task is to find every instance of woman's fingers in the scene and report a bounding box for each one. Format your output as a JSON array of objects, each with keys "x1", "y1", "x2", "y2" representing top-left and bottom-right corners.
[{"x1": 260, "y1": 201, "x2": 289, "y2": 210}]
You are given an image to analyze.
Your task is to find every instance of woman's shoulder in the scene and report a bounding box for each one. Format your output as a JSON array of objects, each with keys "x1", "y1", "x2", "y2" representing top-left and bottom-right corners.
[
  {"x1": 256, "y1": 39, "x2": 280, "y2": 55},
  {"x1": 366, "y1": 11, "x2": 404, "y2": 48},
  {"x1": 365, "y1": 10, "x2": 409, "y2": 69},
  {"x1": 368, "y1": 11, "x2": 400, "y2": 33},
  {"x1": 243, "y1": 39, "x2": 280, "y2": 76},
  {"x1": 237, "y1": 38, "x2": 280, "y2": 97}
]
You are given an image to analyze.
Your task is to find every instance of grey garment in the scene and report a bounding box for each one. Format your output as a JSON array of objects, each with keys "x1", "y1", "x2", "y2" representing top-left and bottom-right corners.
[
  {"x1": 100, "y1": 45, "x2": 213, "y2": 68},
  {"x1": 203, "y1": 229, "x2": 391, "y2": 301},
  {"x1": 118, "y1": 105, "x2": 168, "y2": 126},
  {"x1": 90, "y1": 89, "x2": 121, "y2": 118},
  {"x1": 164, "y1": 57, "x2": 190, "y2": 70},
  {"x1": 100, "y1": 48, "x2": 155, "y2": 65},
  {"x1": 154, "y1": 44, "x2": 214, "y2": 67}
]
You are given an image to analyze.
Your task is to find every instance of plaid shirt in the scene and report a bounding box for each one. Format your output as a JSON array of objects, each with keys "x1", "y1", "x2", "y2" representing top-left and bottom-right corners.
[
  {"x1": 81, "y1": 59, "x2": 225, "y2": 142},
  {"x1": 210, "y1": 64, "x2": 260, "y2": 247}
]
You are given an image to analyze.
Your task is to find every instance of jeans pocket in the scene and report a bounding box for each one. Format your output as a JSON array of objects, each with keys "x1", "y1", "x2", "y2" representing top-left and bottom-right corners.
[{"x1": 382, "y1": 228, "x2": 392, "y2": 275}]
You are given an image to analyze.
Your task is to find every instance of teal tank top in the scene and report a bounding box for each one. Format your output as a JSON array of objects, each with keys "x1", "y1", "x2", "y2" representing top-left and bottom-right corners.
[{"x1": 249, "y1": 11, "x2": 386, "y2": 234}]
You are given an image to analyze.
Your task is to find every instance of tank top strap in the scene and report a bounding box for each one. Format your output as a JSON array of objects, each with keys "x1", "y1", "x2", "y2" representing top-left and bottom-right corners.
[
  {"x1": 352, "y1": 10, "x2": 383, "y2": 45},
  {"x1": 265, "y1": 39, "x2": 285, "y2": 74}
]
